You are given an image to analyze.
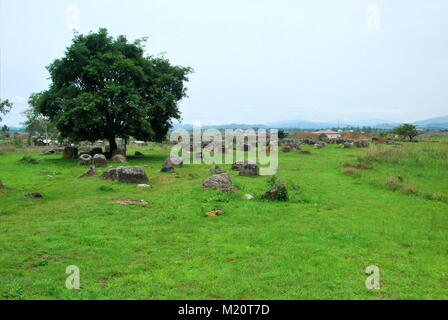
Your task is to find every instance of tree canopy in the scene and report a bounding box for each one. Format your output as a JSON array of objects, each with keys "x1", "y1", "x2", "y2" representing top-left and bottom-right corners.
[
  {"x1": 0, "y1": 99, "x2": 13, "y2": 123},
  {"x1": 23, "y1": 94, "x2": 59, "y2": 143},
  {"x1": 33, "y1": 28, "x2": 192, "y2": 155},
  {"x1": 392, "y1": 124, "x2": 419, "y2": 141}
]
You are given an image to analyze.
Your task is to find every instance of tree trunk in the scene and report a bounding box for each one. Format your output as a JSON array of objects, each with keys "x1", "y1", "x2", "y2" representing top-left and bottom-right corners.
[{"x1": 108, "y1": 137, "x2": 118, "y2": 159}]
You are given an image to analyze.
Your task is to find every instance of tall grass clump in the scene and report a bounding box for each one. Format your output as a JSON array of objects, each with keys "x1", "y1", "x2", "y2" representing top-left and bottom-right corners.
[{"x1": 360, "y1": 144, "x2": 448, "y2": 169}]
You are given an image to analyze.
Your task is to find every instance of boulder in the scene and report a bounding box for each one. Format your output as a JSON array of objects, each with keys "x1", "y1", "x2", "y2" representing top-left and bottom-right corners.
[
  {"x1": 343, "y1": 143, "x2": 352, "y2": 149},
  {"x1": 231, "y1": 160, "x2": 257, "y2": 171},
  {"x1": 239, "y1": 162, "x2": 259, "y2": 176},
  {"x1": 203, "y1": 173, "x2": 236, "y2": 192},
  {"x1": 134, "y1": 151, "x2": 144, "y2": 157},
  {"x1": 102, "y1": 166, "x2": 149, "y2": 183},
  {"x1": 109, "y1": 146, "x2": 126, "y2": 156},
  {"x1": 161, "y1": 155, "x2": 183, "y2": 172},
  {"x1": 354, "y1": 140, "x2": 369, "y2": 148},
  {"x1": 112, "y1": 154, "x2": 127, "y2": 163},
  {"x1": 116, "y1": 166, "x2": 149, "y2": 183},
  {"x1": 101, "y1": 168, "x2": 118, "y2": 180},
  {"x1": 210, "y1": 165, "x2": 225, "y2": 174},
  {"x1": 41, "y1": 150, "x2": 55, "y2": 155},
  {"x1": 93, "y1": 154, "x2": 108, "y2": 167},
  {"x1": 261, "y1": 181, "x2": 289, "y2": 201},
  {"x1": 280, "y1": 139, "x2": 302, "y2": 150},
  {"x1": 80, "y1": 166, "x2": 96, "y2": 178},
  {"x1": 282, "y1": 146, "x2": 291, "y2": 152},
  {"x1": 62, "y1": 146, "x2": 78, "y2": 159},
  {"x1": 78, "y1": 154, "x2": 93, "y2": 166}
]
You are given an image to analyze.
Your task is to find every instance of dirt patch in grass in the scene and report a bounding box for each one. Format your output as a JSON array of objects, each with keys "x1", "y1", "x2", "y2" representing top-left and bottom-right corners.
[
  {"x1": 341, "y1": 163, "x2": 373, "y2": 170},
  {"x1": 111, "y1": 199, "x2": 148, "y2": 206},
  {"x1": 343, "y1": 168, "x2": 362, "y2": 177}
]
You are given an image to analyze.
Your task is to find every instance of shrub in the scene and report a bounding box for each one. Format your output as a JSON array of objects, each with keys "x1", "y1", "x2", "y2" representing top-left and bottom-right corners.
[
  {"x1": 98, "y1": 185, "x2": 114, "y2": 192},
  {"x1": 19, "y1": 156, "x2": 38, "y2": 164},
  {"x1": 385, "y1": 176, "x2": 402, "y2": 191},
  {"x1": 404, "y1": 184, "x2": 417, "y2": 194}
]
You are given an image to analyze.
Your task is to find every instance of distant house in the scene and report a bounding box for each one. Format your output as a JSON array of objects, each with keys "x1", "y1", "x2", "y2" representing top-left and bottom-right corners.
[{"x1": 313, "y1": 130, "x2": 341, "y2": 139}]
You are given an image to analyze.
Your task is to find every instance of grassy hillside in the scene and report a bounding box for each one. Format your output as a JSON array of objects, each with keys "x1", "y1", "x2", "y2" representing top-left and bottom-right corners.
[{"x1": 1, "y1": 141, "x2": 447, "y2": 299}]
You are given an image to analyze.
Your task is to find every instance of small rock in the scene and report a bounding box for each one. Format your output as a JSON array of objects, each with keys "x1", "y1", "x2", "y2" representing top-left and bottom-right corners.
[
  {"x1": 25, "y1": 192, "x2": 43, "y2": 198},
  {"x1": 41, "y1": 150, "x2": 55, "y2": 155},
  {"x1": 261, "y1": 181, "x2": 289, "y2": 201},
  {"x1": 136, "y1": 184, "x2": 151, "y2": 188},
  {"x1": 161, "y1": 155, "x2": 183, "y2": 172},
  {"x1": 243, "y1": 194, "x2": 254, "y2": 200},
  {"x1": 80, "y1": 166, "x2": 96, "y2": 178},
  {"x1": 134, "y1": 151, "x2": 144, "y2": 157},
  {"x1": 112, "y1": 199, "x2": 148, "y2": 206},
  {"x1": 291, "y1": 185, "x2": 301, "y2": 190},
  {"x1": 231, "y1": 160, "x2": 257, "y2": 171},
  {"x1": 210, "y1": 165, "x2": 225, "y2": 174},
  {"x1": 282, "y1": 146, "x2": 291, "y2": 152},
  {"x1": 112, "y1": 154, "x2": 127, "y2": 163},
  {"x1": 205, "y1": 208, "x2": 224, "y2": 217}
]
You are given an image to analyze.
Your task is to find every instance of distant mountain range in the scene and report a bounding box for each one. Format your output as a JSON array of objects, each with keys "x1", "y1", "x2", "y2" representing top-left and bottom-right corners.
[
  {"x1": 413, "y1": 115, "x2": 448, "y2": 130},
  {"x1": 173, "y1": 115, "x2": 448, "y2": 130},
  {"x1": 5, "y1": 115, "x2": 448, "y2": 132}
]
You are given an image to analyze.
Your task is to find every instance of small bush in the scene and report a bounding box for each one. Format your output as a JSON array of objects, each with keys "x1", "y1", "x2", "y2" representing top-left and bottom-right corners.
[
  {"x1": 19, "y1": 156, "x2": 38, "y2": 164},
  {"x1": 385, "y1": 177, "x2": 402, "y2": 191},
  {"x1": 404, "y1": 184, "x2": 417, "y2": 194},
  {"x1": 98, "y1": 185, "x2": 114, "y2": 192}
]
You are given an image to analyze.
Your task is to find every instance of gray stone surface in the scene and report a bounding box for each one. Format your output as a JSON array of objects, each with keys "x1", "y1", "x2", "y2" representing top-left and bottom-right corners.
[
  {"x1": 79, "y1": 154, "x2": 93, "y2": 165},
  {"x1": 93, "y1": 154, "x2": 107, "y2": 167}
]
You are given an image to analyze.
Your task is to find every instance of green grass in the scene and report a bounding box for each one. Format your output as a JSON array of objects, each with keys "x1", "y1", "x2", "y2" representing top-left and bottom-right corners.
[{"x1": 1, "y1": 142, "x2": 448, "y2": 300}]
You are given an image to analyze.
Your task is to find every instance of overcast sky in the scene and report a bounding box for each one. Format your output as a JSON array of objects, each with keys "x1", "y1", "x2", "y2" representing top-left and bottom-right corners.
[{"x1": 1, "y1": 0, "x2": 448, "y2": 126}]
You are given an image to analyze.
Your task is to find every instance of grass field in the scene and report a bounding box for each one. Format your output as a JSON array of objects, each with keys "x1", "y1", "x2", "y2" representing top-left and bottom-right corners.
[{"x1": 1, "y1": 140, "x2": 448, "y2": 299}]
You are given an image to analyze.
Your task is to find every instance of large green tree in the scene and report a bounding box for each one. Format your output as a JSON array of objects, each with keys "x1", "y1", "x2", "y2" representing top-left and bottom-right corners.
[
  {"x1": 393, "y1": 124, "x2": 419, "y2": 141},
  {"x1": 33, "y1": 28, "x2": 192, "y2": 156}
]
